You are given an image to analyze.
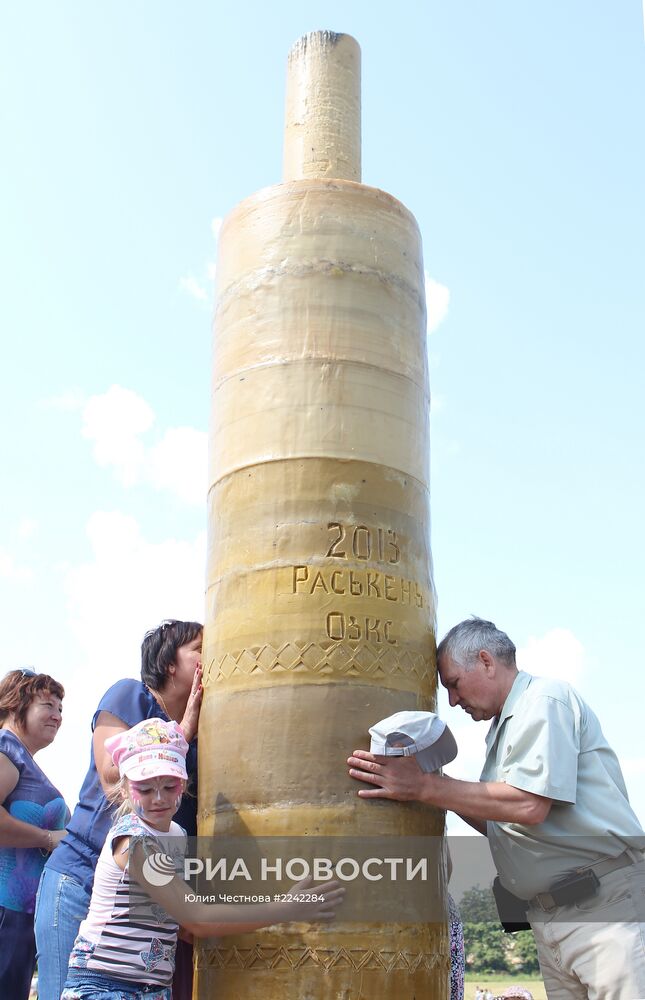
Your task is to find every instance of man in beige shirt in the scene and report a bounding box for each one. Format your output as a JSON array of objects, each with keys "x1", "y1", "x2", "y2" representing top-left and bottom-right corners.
[{"x1": 348, "y1": 617, "x2": 645, "y2": 1000}]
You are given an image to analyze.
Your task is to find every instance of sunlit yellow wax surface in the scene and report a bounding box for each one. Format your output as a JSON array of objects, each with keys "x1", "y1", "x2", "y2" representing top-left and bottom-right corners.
[{"x1": 198, "y1": 30, "x2": 448, "y2": 999}]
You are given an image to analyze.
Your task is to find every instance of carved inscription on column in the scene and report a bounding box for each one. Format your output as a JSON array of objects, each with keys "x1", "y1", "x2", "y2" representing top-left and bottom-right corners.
[
  {"x1": 290, "y1": 522, "x2": 426, "y2": 647},
  {"x1": 209, "y1": 518, "x2": 433, "y2": 693}
]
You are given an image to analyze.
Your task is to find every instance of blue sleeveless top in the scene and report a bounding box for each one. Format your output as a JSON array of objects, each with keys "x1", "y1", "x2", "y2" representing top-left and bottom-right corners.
[
  {"x1": 0, "y1": 729, "x2": 69, "y2": 912},
  {"x1": 46, "y1": 678, "x2": 198, "y2": 894}
]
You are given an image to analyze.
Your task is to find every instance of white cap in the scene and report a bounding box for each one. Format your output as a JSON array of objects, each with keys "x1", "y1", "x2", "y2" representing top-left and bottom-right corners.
[{"x1": 368, "y1": 711, "x2": 458, "y2": 772}]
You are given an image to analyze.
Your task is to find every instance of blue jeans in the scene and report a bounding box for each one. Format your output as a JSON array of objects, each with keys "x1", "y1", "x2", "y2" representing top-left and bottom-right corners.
[
  {"x1": 34, "y1": 868, "x2": 91, "y2": 1000},
  {"x1": 61, "y1": 969, "x2": 171, "y2": 999},
  {"x1": 0, "y1": 906, "x2": 36, "y2": 1000}
]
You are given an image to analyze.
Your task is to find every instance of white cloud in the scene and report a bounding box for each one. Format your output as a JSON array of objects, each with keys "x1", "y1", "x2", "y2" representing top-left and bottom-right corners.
[
  {"x1": 621, "y1": 758, "x2": 645, "y2": 826},
  {"x1": 621, "y1": 757, "x2": 645, "y2": 779},
  {"x1": 40, "y1": 389, "x2": 87, "y2": 411},
  {"x1": 17, "y1": 518, "x2": 38, "y2": 539},
  {"x1": 147, "y1": 428, "x2": 208, "y2": 506},
  {"x1": 179, "y1": 275, "x2": 209, "y2": 302},
  {"x1": 516, "y1": 628, "x2": 585, "y2": 684},
  {"x1": 207, "y1": 217, "x2": 223, "y2": 286},
  {"x1": 443, "y1": 713, "x2": 488, "y2": 783},
  {"x1": 0, "y1": 546, "x2": 32, "y2": 581},
  {"x1": 439, "y1": 695, "x2": 490, "y2": 836},
  {"x1": 80, "y1": 386, "x2": 207, "y2": 506},
  {"x1": 65, "y1": 512, "x2": 206, "y2": 667},
  {"x1": 178, "y1": 215, "x2": 224, "y2": 302},
  {"x1": 425, "y1": 272, "x2": 451, "y2": 334},
  {"x1": 180, "y1": 216, "x2": 223, "y2": 302},
  {"x1": 82, "y1": 385, "x2": 154, "y2": 487},
  {"x1": 41, "y1": 511, "x2": 207, "y2": 808}
]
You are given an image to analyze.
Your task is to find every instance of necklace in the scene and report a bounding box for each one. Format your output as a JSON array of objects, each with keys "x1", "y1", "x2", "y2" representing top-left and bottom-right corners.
[{"x1": 152, "y1": 688, "x2": 174, "y2": 721}]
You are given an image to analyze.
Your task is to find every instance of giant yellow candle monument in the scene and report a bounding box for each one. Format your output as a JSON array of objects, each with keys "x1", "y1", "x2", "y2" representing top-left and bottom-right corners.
[{"x1": 198, "y1": 30, "x2": 448, "y2": 999}]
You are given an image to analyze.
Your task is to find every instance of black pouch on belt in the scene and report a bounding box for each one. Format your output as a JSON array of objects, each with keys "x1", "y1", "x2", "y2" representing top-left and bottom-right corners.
[
  {"x1": 549, "y1": 868, "x2": 599, "y2": 906},
  {"x1": 492, "y1": 876, "x2": 531, "y2": 933}
]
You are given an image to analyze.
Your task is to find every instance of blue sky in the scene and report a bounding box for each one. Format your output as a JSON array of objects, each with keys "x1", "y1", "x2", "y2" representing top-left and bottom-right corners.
[{"x1": 2, "y1": 2, "x2": 644, "y2": 832}]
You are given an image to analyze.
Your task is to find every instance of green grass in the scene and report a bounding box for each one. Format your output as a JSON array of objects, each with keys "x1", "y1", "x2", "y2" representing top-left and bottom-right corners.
[{"x1": 464, "y1": 973, "x2": 546, "y2": 1000}]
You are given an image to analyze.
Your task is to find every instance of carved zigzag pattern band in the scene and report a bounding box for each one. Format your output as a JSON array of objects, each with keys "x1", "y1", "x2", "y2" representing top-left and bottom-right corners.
[
  {"x1": 207, "y1": 640, "x2": 433, "y2": 690},
  {"x1": 200, "y1": 944, "x2": 445, "y2": 973}
]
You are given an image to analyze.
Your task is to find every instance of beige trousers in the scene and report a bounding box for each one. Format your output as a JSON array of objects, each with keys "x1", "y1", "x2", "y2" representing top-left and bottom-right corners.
[{"x1": 528, "y1": 862, "x2": 645, "y2": 1000}]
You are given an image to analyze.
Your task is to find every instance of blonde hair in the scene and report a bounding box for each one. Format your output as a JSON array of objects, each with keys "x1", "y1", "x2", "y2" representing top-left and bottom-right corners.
[{"x1": 107, "y1": 776, "x2": 131, "y2": 821}]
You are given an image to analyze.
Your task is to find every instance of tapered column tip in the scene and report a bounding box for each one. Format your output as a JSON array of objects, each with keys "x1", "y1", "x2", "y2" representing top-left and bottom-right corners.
[
  {"x1": 288, "y1": 30, "x2": 360, "y2": 62},
  {"x1": 283, "y1": 29, "x2": 361, "y2": 182}
]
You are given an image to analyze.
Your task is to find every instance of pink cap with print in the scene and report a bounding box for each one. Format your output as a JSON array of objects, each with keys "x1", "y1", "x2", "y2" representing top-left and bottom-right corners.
[{"x1": 105, "y1": 718, "x2": 188, "y2": 781}]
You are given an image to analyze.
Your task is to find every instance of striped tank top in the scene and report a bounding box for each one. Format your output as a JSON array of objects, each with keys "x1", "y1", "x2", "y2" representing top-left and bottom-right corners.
[{"x1": 68, "y1": 813, "x2": 186, "y2": 987}]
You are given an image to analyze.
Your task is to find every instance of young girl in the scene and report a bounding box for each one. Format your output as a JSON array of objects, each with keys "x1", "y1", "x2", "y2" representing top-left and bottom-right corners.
[{"x1": 61, "y1": 718, "x2": 343, "y2": 1000}]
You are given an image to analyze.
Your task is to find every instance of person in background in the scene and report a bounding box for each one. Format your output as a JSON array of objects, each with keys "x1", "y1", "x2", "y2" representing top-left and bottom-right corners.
[
  {"x1": 35, "y1": 619, "x2": 203, "y2": 1000},
  {"x1": 0, "y1": 668, "x2": 68, "y2": 1000},
  {"x1": 448, "y1": 889, "x2": 465, "y2": 1000}
]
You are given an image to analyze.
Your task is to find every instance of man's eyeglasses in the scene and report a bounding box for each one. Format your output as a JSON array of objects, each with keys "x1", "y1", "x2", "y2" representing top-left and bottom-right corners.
[{"x1": 19, "y1": 668, "x2": 37, "y2": 677}]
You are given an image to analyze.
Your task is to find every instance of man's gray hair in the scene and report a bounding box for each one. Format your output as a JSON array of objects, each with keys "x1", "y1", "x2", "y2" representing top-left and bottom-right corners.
[{"x1": 437, "y1": 616, "x2": 516, "y2": 670}]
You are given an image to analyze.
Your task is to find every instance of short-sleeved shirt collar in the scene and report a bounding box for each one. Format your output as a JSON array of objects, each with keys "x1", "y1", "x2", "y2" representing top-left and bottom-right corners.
[{"x1": 485, "y1": 670, "x2": 532, "y2": 753}]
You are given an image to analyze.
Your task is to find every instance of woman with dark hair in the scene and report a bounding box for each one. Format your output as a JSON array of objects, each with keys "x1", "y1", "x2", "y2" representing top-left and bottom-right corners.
[
  {"x1": 34, "y1": 620, "x2": 203, "y2": 1000},
  {"x1": 0, "y1": 668, "x2": 68, "y2": 1000}
]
